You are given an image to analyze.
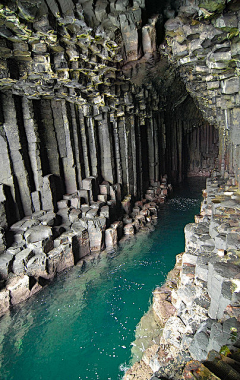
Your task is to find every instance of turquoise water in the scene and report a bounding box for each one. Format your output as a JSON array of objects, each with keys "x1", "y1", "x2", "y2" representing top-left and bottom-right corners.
[{"x1": 0, "y1": 178, "x2": 205, "y2": 380}]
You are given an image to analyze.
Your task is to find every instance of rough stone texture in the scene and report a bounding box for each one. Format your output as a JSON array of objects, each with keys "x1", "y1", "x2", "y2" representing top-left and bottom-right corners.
[
  {"x1": 0, "y1": 289, "x2": 10, "y2": 317},
  {"x1": 0, "y1": 173, "x2": 168, "y2": 315},
  {"x1": 0, "y1": 0, "x2": 220, "y2": 239},
  {"x1": 126, "y1": 175, "x2": 240, "y2": 380},
  {"x1": 12, "y1": 248, "x2": 35, "y2": 275},
  {"x1": 6, "y1": 275, "x2": 32, "y2": 306},
  {"x1": 47, "y1": 244, "x2": 74, "y2": 277},
  {"x1": 1, "y1": 3, "x2": 240, "y2": 377}
]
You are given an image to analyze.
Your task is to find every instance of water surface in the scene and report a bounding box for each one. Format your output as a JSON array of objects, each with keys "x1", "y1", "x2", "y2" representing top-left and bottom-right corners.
[{"x1": 0, "y1": 178, "x2": 205, "y2": 380}]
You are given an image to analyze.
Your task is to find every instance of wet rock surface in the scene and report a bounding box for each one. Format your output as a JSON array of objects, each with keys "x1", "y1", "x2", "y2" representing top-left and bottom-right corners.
[
  {"x1": 0, "y1": 176, "x2": 171, "y2": 316},
  {"x1": 124, "y1": 173, "x2": 240, "y2": 380},
  {"x1": 0, "y1": 0, "x2": 240, "y2": 377},
  {"x1": 0, "y1": 0, "x2": 220, "y2": 244}
]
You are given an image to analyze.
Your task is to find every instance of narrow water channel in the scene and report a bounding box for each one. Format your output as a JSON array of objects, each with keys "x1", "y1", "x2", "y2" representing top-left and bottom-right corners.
[{"x1": 0, "y1": 178, "x2": 206, "y2": 380}]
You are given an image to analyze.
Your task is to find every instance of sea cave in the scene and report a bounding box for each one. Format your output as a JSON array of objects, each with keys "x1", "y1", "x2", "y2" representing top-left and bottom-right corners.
[{"x1": 0, "y1": 0, "x2": 240, "y2": 379}]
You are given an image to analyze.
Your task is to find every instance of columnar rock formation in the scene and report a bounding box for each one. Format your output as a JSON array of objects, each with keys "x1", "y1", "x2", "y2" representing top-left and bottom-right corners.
[
  {"x1": 0, "y1": 0, "x2": 221, "y2": 310},
  {"x1": 0, "y1": 0, "x2": 219, "y2": 236},
  {"x1": 0, "y1": 0, "x2": 240, "y2": 375},
  {"x1": 125, "y1": 174, "x2": 240, "y2": 380}
]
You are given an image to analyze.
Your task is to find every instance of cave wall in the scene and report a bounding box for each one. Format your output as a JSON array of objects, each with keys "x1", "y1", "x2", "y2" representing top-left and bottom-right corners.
[
  {"x1": 0, "y1": 0, "x2": 224, "y2": 230},
  {"x1": 163, "y1": 0, "x2": 240, "y2": 182}
]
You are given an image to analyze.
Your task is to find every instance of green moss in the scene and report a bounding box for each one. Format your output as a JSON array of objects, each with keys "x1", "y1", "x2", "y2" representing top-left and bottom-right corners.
[
  {"x1": 106, "y1": 42, "x2": 118, "y2": 50},
  {"x1": 220, "y1": 345, "x2": 231, "y2": 356},
  {"x1": 227, "y1": 29, "x2": 240, "y2": 39},
  {"x1": 199, "y1": 0, "x2": 225, "y2": 13},
  {"x1": 77, "y1": 34, "x2": 89, "y2": 39},
  {"x1": 94, "y1": 36, "x2": 104, "y2": 43}
]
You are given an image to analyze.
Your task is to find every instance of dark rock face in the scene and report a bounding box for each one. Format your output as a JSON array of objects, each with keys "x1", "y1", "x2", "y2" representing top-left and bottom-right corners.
[
  {"x1": 125, "y1": 175, "x2": 240, "y2": 380},
  {"x1": 0, "y1": 0, "x2": 219, "y2": 235},
  {"x1": 0, "y1": 0, "x2": 239, "y2": 352},
  {"x1": 0, "y1": 0, "x2": 240, "y2": 377}
]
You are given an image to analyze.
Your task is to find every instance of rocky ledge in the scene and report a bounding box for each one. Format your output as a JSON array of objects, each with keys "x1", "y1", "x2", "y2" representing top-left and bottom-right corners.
[
  {"x1": 125, "y1": 172, "x2": 240, "y2": 380},
  {"x1": 0, "y1": 174, "x2": 171, "y2": 317}
]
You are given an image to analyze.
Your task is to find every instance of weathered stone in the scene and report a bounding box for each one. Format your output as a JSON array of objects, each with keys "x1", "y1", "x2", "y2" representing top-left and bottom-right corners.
[
  {"x1": 111, "y1": 221, "x2": 123, "y2": 240},
  {"x1": 153, "y1": 288, "x2": 176, "y2": 326},
  {"x1": 56, "y1": 208, "x2": 70, "y2": 224},
  {"x1": 99, "y1": 181, "x2": 110, "y2": 196},
  {"x1": 81, "y1": 205, "x2": 91, "y2": 217},
  {"x1": 100, "y1": 205, "x2": 110, "y2": 219},
  {"x1": 47, "y1": 243, "x2": 74, "y2": 276},
  {"x1": 27, "y1": 237, "x2": 54, "y2": 255},
  {"x1": 12, "y1": 248, "x2": 35, "y2": 274},
  {"x1": 0, "y1": 288, "x2": 10, "y2": 316},
  {"x1": 78, "y1": 190, "x2": 89, "y2": 205},
  {"x1": 123, "y1": 360, "x2": 153, "y2": 380},
  {"x1": 41, "y1": 174, "x2": 61, "y2": 212},
  {"x1": 71, "y1": 224, "x2": 90, "y2": 262},
  {"x1": 0, "y1": 253, "x2": 14, "y2": 279},
  {"x1": 86, "y1": 208, "x2": 98, "y2": 219},
  {"x1": 122, "y1": 195, "x2": 132, "y2": 215},
  {"x1": 124, "y1": 223, "x2": 135, "y2": 236},
  {"x1": 82, "y1": 177, "x2": 98, "y2": 202},
  {"x1": 38, "y1": 211, "x2": 56, "y2": 226},
  {"x1": 31, "y1": 191, "x2": 41, "y2": 212},
  {"x1": 6, "y1": 275, "x2": 32, "y2": 306},
  {"x1": 208, "y1": 260, "x2": 239, "y2": 319},
  {"x1": 24, "y1": 225, "x2": 52, "y2": 244},
  {"x1": 195, "y1": 254, "x2": 210, "y2": 282},
  {"x1": 69, "y1": 208, "x2": 82, "y2": 223},
  {"x1": 10, "y1": 218, "x2": 40, "y2": 232},
  {"x1": 98, "y1": 194, "x2": 108, "y2": 202},
  {"x1": 88, "y1": 219, "x2": 105, "y2": 252},
  {"x1": 105, "y1": 227, "x2": 118, "y2": 250},
  {"x1": 189, "y1": 319, "x2": 213, "y2": 361},
  {"x1": 26, "y1": 253, "x2": 48, "y2": 278},
  {"x1": 221, "y1": 77, "x2": 240, "y2": 95},
  {"x1": 57, "y1": 199, "x2": 69, "y2": 209}
]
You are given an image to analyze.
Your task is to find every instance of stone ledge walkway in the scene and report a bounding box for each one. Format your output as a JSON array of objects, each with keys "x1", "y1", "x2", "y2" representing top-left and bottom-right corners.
[{"x1": 124, "y1": 172, "x2": 240, "y2": 380}]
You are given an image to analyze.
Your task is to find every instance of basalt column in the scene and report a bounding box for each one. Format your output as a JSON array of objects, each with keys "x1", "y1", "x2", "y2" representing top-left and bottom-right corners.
[
  {"x1": 162, "y1": 92, "x2": 219, "y2": 182},
  {"x1": 0, "y1": 0, "x2": 222, "y2": 228},
  {"x1": 1, "y1": 92, "x2": 32, "y2": 218}
]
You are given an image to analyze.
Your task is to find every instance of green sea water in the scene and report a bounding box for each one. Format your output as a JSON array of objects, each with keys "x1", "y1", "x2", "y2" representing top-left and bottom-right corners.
[{"x1": 0, "y1": 178, "x2": 206, "y2": 380}]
